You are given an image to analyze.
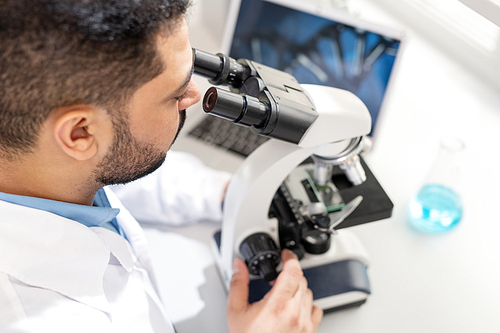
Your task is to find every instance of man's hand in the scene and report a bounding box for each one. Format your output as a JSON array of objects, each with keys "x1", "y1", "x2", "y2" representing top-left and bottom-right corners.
[{"x1": 227, "y1": 249, "x2": 323, "y2": 333}]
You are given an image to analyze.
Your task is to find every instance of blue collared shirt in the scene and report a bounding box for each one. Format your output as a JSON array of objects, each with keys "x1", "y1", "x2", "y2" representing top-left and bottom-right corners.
[{"x1": 0, "y1": 188, "x2": 125, "y2": 237}]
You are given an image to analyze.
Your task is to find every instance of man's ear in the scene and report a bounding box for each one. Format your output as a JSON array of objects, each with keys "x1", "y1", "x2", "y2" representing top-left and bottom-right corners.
[{"x1": 53, "y1": 107, "x2": 103, "y2": 161}]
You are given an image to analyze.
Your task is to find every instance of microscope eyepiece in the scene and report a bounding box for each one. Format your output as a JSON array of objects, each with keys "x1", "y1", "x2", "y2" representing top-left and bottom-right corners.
[
  {"x1": 193, "y1": 49, "x2": 319, "y2": 144},
  {"x1": 203, "y1": 88, "x2": 217, "y2": 111},
  {"x1": 192, "y1": 49, "x2": 224, "y2": 82},
  {"x1": 192, "y1": 48, "x2": 251, "y2": 88},
  {"x1": 202, "y1": 87, "x2": 269, "y2": 128}
]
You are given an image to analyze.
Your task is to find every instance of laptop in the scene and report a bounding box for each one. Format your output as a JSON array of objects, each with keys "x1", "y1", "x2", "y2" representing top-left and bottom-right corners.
[{"x1": 174, "y1": 0, "x2": 405, "y2": 173}]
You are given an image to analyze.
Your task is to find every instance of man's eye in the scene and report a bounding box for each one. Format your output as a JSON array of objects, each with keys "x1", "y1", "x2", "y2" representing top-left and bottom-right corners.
[{"x1": 175, "y1": 92, "x2": 187, "y2": 101}]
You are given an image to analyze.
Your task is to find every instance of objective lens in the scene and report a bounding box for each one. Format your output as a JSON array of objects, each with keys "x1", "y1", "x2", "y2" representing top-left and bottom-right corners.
[{"x1": 339, "y1": 155, "x2": 366, "y2": 186}]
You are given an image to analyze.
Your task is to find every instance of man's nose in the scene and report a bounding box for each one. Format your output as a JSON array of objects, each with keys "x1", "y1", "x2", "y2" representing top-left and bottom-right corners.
[{"x1": 179, "y1": 79, "x2": 201, "y2": 111}]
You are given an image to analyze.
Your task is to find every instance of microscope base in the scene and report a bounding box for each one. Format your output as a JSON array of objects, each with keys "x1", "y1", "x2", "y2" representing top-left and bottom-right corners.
[
  {"x1": 212, "y1": 231, "x2": 371, "y2": 312},
  {"x1": 247, "y1": 259, "x2": 370, "y2": 312}
]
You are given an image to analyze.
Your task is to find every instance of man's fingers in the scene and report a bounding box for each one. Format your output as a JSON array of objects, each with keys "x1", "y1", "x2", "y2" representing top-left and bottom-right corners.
[
  {"x1": 311, "y1": 305, "x2": 324, "y2": 331},
  {"x1": 293, "y1": 274, "x2": 308, "y2": 300},
  {"x1": 269, "y1": 249, "x2": 304, "y2": 301},
  {"x1": 299, "y1": 281, "x2": 313, "y2": 308},
  {"x1": 227, "y1": 258, "x2": 250, "y2": 315},
  {"x1": 281, "y1": 248, "x2": 299, "y2": 263},
  {"x1": 267, "y1": 249, "x2": 298, "y2": 287}
]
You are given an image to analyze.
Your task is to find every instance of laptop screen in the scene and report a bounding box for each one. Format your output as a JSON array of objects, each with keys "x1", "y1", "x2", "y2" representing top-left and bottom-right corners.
[{"x1": 223, "y1": 0, "x2": 404, "y2": 137}]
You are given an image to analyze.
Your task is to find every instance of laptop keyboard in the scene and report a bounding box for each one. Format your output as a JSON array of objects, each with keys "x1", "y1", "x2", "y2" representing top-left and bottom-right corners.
[{"x1": 188, "y1": 116, "x2": 269, "y2": 157}]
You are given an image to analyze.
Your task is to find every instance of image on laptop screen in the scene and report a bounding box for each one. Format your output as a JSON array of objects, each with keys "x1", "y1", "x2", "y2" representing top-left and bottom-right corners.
[{"x1": 227, "y1": 0, "x2": 402, "y2": 136}]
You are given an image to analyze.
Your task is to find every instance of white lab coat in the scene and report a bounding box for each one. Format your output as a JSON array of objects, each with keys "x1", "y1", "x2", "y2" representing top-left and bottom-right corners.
[
  {"x1": 111, "y1": 151, "x2": 232, "y2": 226},
  {"x1": 0, "y1": 151, "x2": 232, "y2": 332}
]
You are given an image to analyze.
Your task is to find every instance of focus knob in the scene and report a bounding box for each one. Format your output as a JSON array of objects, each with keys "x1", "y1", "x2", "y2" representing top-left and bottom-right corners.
[
  {"x1": 239, "y1": 233, "x2": 280, "y2": 282},
  {"x1": 301, "y1": 229, "x2": 331, "y2": 255}
]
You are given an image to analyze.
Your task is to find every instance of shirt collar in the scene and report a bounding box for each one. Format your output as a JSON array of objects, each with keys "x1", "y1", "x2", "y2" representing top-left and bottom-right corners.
[{"x1": 0, "y1": 188, "x2": 120, "y2": 228}]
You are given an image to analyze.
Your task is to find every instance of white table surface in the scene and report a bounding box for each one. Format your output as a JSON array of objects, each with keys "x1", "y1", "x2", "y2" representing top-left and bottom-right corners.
[{"x1": 143, "y1": 1, "x2": 500, "y2": 332}]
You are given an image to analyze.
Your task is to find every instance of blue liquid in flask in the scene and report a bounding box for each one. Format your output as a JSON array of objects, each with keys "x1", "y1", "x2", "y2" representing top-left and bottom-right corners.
[{"x1": 408, "y1": 184, "x2": 462, "y2": 233}]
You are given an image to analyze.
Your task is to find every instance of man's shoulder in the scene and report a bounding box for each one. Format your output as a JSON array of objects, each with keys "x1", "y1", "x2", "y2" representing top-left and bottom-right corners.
[
  {"x1": 0, "y1": 199, "x2": 109, "y2": 249},
  {"x1": 0, "y1": 200, "x2": 111, "y2": 307}
]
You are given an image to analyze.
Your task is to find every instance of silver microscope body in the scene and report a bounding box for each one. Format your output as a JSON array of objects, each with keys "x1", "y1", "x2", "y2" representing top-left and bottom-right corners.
[{"x1": 193, "y1": 49, "x2": 392, "y2": 311}]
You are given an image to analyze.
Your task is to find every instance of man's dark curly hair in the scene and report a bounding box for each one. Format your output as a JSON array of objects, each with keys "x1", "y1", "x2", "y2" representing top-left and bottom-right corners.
[{"x1": 0, "y1": 0, "x2": 191, "y2": 158}]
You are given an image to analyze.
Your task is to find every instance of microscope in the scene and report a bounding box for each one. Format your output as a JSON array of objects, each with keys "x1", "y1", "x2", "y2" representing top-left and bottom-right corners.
[{"x1": 193, "y1": 49, "x2": 393, "y2": 312}]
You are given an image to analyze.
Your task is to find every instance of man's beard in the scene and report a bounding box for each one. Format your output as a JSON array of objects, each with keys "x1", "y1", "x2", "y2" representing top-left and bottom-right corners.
[{"x1": 94, "y1": 109, "x2": 186, "y2": 186}]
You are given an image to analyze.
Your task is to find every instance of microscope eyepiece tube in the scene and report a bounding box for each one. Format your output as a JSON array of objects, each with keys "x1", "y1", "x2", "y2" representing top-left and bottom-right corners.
[
  {"x1": 202, "y1": 87, "x2": 269, "y2": 127},
  {"x1": 192, "y1": 49, "x2": 223, "y2": 82},
  {"x1": 192, "y1": 48, "x2": 251, "y2": 87}
]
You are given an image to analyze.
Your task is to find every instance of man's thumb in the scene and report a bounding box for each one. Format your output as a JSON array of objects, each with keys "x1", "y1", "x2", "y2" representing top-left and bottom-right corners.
[{"x1": 227, "y1": 258, "x2": 250, "y2": 314}]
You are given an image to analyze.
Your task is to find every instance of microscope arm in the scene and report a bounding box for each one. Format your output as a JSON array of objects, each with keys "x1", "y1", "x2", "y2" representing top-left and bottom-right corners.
[
  {"x1": 298, "y1": 85, "x2": 371, "y2": 149},
  {"x1": 194, "y1": 50, "x2": 390, "y2": 309},
  {"x1": 193, "y1": 49, "x2": 373, "y2": 289},
  {"x1": 218, "y1": 84, "x2": 371, "y2": 289}
]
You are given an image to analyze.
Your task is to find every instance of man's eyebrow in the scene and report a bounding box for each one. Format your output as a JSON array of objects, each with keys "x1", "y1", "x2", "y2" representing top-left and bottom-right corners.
[{"x1": 170, "y1": 64, "x2": 194, "y2": 98}]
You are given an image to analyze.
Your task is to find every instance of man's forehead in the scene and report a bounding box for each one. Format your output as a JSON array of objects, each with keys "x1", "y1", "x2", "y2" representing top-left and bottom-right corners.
[
  {"x1": 155, "y1": 19, "x2": 191, "y2": 73},
  {"x1": 150, "y1": 19, "x2": 192, "y2": 98}
]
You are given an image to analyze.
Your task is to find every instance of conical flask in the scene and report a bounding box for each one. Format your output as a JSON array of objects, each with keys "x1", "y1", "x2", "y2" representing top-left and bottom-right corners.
[{"x1": 407, "y1": 136, "x2": 465, "y2": 233}]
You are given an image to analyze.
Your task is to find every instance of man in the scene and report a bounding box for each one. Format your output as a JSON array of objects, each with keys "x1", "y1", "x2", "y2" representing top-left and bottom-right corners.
[{"x1": 0, "y1": 0, "x2": 323, "y2": 332}]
